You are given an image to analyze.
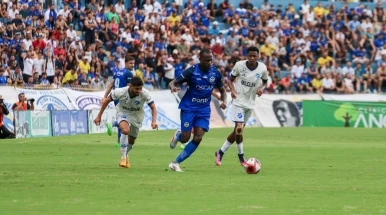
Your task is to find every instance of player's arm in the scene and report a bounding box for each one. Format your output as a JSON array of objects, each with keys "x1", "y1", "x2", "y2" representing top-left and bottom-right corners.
[
  {"x1": 169, "y1": 66, "x2": 194, "y2": 92},
  {"x1": 211, "y1": 91, "x2": 221, "y2": 101},
  {"x1": 215, "y1": 70, "x2": 227, "y2": 109},
  {"x1": 257, "y1": 69, "x2": 269, "y2": 97},
  {"x1": 146, "y1": 92, "x2": 158, "y2": 129},
  {"x1": 94, "y1": 95, "x2": 112, "y2": 125},
  {"x1": 229, "y1": 65, "x2": 239, "y2": 99},
  {"x1": 103, "y1": 80, "x2": 114, "y2": 98}
]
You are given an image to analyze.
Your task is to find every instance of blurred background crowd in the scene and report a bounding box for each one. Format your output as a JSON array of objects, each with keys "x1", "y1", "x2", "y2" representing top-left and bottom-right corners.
[{"x1": 0, "y1": 0, "x2": 385, "y2": 94}]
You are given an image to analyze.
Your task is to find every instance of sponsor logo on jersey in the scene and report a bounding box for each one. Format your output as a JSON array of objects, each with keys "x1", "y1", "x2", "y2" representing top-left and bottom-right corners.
[
  {"x1": 36, "y1": 95, "x2": 69, "y2": 110},
  {"x1": 196, "y1": 85, "x2": 214, "y2": 91},
  {"x1": 76, "y1": 96, "x2": 115, "y2": 110},
  {"x1": 122, "y1": 106, "x2": 141, "y2": 111},
  {"x1": 256, "y1": 74, "x2": 260, "y2": 79},
  {"x1": 134, "y1": 100, "x2": 140, "y2": 106},
  {"x1": 184, "y1": 122, "x2": 189, "y2": 127},
  {"x1": 203, "y1": 75, "x2": 208, "y2": 79},
  {"x1": 192, "y1": 97, "x2": 209, "y2": 103},
  {"x1": 241, "y1": 80, "x2": 256, "y2": 87},
  {"x1": 209, "y1": 76, "x2": 215, "y2": 83}
]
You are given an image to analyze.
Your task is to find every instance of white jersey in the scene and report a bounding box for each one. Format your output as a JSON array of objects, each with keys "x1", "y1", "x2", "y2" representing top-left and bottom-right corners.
[
  {"x1": 231, "y1": 60, "x2": 268, "y2": 109},
  {"x1": 110, "y1": 87, "x2": 153, "y2": 128}
]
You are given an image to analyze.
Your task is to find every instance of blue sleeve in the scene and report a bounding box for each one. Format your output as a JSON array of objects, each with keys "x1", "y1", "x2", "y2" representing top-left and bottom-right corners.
[
  {"x1": 215, "y1": 69, "x2": 224, "y2": 88},
  {"x1": 175, "y1": 66, "x2": 194, "y2": 84},
  {"x1": 125, "y1": 71, "x2": 133, "y2": 84}
]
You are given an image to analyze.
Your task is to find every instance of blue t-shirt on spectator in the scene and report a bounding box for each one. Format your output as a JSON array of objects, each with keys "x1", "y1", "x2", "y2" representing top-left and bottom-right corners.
[
  {"x1": 0, "y1": 76, "x2": 6, "y2": 84},
  {"x1": 353, "y1": 49, "x2": 365, "y2": 57},
  {"x1": 174, "y1": 63, "x2": 185, "y2": 78}
]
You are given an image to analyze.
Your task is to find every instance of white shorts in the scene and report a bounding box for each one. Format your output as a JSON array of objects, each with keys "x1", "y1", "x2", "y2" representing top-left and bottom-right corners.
[
  {"x1": 232, "y1": 104, "x2": 252, "y2": 123},
  {"x1": 117, "y1": 113, "x2": 140, "y2": 138}
]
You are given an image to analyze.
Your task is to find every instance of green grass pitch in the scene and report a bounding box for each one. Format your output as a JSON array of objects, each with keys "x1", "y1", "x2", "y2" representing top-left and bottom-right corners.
[{"x1": 1, "y1": 128, "x2": 386, "y2": 215}]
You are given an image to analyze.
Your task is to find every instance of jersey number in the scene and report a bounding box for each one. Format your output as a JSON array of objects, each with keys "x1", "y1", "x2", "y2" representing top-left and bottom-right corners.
[{"x1": 114, "y1": 78, "x2": 120, "y2": 89}]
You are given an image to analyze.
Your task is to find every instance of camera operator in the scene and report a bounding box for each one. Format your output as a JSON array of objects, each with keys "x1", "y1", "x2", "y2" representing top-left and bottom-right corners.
[
  {"x1": 12, "y1": 93, "x2": 35, "y2": 111},
  {"x1": 0, "y1": 95, "x2": 13, "y2": 139}
]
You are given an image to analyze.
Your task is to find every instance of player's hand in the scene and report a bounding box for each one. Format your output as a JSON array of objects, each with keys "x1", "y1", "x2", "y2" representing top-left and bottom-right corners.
[
  {"x1": 220, "y1": 102, "x2": 227, "y2": 110},
  {"x1": 256, "y1": 89, "x2": 263, "y2": 97},
  {"x1": 170, "y1": 86, "x2": 180, "y2": 93},
  {"x1": 151, "y1": 121, "x2": 158, "y2": 130},
  {"x1": 94, "y1": 116, "x2": 101, "y2": 126},
  {"x1": 231, "y1": 90, "x2": 237, "y2": 99}
]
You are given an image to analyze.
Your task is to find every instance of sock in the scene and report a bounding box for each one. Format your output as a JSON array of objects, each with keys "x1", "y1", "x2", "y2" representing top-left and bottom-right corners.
[
  {"x1": 117, "y1": 128, "x2": 121, "y2": 143},
  {"x1": 126, "y1": 143, "x2": 133, "y2": 155},
  {"x1": 220, "y1": 139, "x2": 232, "y2": 154},
  {"x1": 236, "y1": 142, "x2": 244, "y2": 154},
  {"x1": 175, "y1": 140, "x2": 199, "y2": 163},
  {"x1": 113, "y1": 121, "x2": 118, "y2": 127},
  {"x1": 120, "y1": 134, "x2": 128, "y2": 159},
  {"x1": 176, "y1": 131, "x2": 181, "y2": 142},
  {"x1": 238, "y1": 153, "x2": 245, "y2": 163}
]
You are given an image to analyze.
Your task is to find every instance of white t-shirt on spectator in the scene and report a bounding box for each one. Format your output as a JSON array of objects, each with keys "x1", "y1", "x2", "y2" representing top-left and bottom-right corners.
[
  {"x1": 305, "y1": 11, "x2": 315, "y2": 23},
  {"x1": 23, "y1": 58, "x2": 34, "y2": 76},
  {"x1": 8, "y1": 9, "x2": 19, "y2": 19},
  {"x1": 33, "y1": 58, "x2": 45, "y2": 75},
  {"x1": 322, "y1": 78, "x2": 334, "y2": 88},
  {"x1": 24, "y1": 39, "x2": 33, "y2": 51},
  {"x1": 302, "y1": 29, "x2": 310, "y2": 37},
  {"x1": 143, "y1": 32, "x2": 155, "y2": 42},
  {"x1": 361, "y1": 22, "x2": 373, "y2": 31},
  {"x1": 291, "y1": 65, "x2": 305, "y2": 78},
  {"x1": 114, "y1": 4, "x2": 125, "y2": 14},
  {"x1": 344, "y1": 78, "x2": 353, "y2": 88},
  {"x1": 300, "y1": 3, "x2": 310, "y2": 14},
  {"x1": 342, "y1": 66, "x2": 355, "y2": 77},
  {"x1": 143, "y1": 4, "x2": 154, "y2": 16},
  {"x1": 153, "y1": 1, "x2": 162, "y2": 12},
  {"x1": 182, "y1": 34, "x2": 193, "y2": 45},
  {"x1": 58, "y1": 9, "x2": 71, "y2": 19},
  {"x1": 267, "y1": 19, "x2": 280, "y2": 29},
  {"x1": 335, "y1": 32, "x2": 345, "y2": 41},
  {"x1": 69, "y1": 41, "x2": 83, "y2": 52},
  {"x1": 164, "y1": 63, "x2": 175, "y2": 79},
  {"x1": 121, "y1": 31, "x2": 133, "y2": 42},
  {"x1": 295, "y1": 38, "x2": 306, "y2": 46},
  {"x1": 266, "y1": 36, "x2": 279, "y2": 48},
  {"x1": 66, "y1": 29, "x2": 77, "y2": 40}
]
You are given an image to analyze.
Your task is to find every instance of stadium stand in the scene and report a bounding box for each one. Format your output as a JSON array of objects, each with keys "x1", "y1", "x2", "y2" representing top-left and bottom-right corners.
[{"x1": 0, "y1": 0, "x2": 385, "y2": 94}]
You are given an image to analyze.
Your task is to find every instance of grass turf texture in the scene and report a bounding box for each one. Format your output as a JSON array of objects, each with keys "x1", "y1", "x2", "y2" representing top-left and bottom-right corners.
[{"x1": 1, "y1": 128, "x2": 386, "y2": 215}]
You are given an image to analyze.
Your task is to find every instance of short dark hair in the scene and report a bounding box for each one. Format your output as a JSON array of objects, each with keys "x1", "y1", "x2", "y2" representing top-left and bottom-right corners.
[
  {"x1": 199, "y1": 48, "x2": 212, "y2": 58},
  {"x1": 247, "y1": 46, "x2": 260, "y2": 54},
  {"x1": 125, "y1": 56, "x2": 135, "y2": 62},
  {"x1": 130, "y1": 76, "x2": 143, "y2": 86}
]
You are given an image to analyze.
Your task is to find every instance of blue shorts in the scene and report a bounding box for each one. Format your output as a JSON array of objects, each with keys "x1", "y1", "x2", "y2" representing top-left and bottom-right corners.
[{"x1": 180, "y1": 110, "x2": 210, "y2": 132}]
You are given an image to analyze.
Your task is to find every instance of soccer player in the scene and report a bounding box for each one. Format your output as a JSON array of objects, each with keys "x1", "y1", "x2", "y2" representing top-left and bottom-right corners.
[
  {"x1": 94, "y1": 77, "x2": 158, "y2": 168},
  {"x1": 168, "y1": 49, "x2": 227, "y2": 172},
  {"x1": 215, "y1": 46, "x2": 268, "y2": 166},
  {"x1": 104, "y1": 56, "x2": 135, "y2": 146}
]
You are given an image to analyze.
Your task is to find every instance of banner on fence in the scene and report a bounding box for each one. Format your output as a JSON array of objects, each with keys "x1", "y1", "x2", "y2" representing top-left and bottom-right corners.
[
  {"x1": 16, "y1": 88, "x2": 75, "y2": 110},
  {"x1": 14, "y1": 110, "x2": 52, "y2": 138},
  {"x1": 63, "y1": 88, "x2": 115, "y2": 110},
  {"x1": 253, "y1": 94, "x2": 321, "y2": 127},
  {"x1": 51, "y1": 110, "x2": 88, "y2": 136},
  {"x1": 321, "y1": 94, "x2": 386, "y2": 102},
  {"x1": 303, "y1": 100, "x2": 386, "y2": 128},
  {"x1": 88, "y1": 109, "x2": 117, "y2": 134}
]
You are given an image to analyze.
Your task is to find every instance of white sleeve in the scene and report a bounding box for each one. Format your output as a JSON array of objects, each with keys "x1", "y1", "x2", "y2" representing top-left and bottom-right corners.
[
  {"x1": 143, "y1": 90, "x2": 154, "y2": 105},
  {"x1": 261, "y1": 66, "x2": 269, "y2": 80},
  {"x1": 230, "y1": 63, "x2": 239, "y2": 77},
  {"x1": 110, "y1": 87, "x2": 127, "y2": 101}
]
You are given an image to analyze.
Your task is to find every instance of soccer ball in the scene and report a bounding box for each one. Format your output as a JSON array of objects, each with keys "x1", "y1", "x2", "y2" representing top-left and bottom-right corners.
[{"x1": 244, "y1": 158, "x2": 261, "y2": 174}]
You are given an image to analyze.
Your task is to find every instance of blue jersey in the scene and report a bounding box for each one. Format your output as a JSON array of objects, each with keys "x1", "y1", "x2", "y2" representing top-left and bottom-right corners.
[
  {"x1": 176, "y1": 64, "x2": 223, "y2": 112},
  {"x1": 113, "y1": 68, "x2": 133, "y2": 90}
]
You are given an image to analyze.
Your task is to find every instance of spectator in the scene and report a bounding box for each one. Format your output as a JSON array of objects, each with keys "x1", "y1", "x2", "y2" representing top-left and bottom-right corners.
[
  {"x1": 280, "y1": 74, "x2": 292, "y2": 94},
  {"x1": 297, "y1": 73, "x2": 312, "y2": 93},
  {"x1": 0, "y1": 69, "x2": 7, "y2": 85},
  {"x1": 12, "y1": 93, "x2": 34, "y2": 112},
  {"x1": 322, "y1": 73, "x2": 335, "y2": 93},
  {"x1": 311, "y1": 74, "x2": 323, "y2": 94}
]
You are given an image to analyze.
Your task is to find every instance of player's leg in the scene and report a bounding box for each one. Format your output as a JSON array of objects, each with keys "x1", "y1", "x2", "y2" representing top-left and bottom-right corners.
[
  {"x1": 170, "y1": 110, "x2": 193, "y2": 149},
  {"x1": 180, "y1": 128, "x2": 195, "y2": 150},
  {"x1": 169, "y1": 112, "x2": 208, "y2": 172},
  {"x1": 215, "y1": 125, "x2": 236, "y2": 166},
  {"x1": 117, "y1": 113, "x2": 130, "y2": 168},
  {"x1": 125, "y1": 124, "x2": 139, "y2": 168}
]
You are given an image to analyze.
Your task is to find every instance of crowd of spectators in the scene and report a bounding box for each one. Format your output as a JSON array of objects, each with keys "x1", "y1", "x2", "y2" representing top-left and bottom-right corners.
[{"x1": 0, "y1": 0, "x2": 385, "y2": 94}]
